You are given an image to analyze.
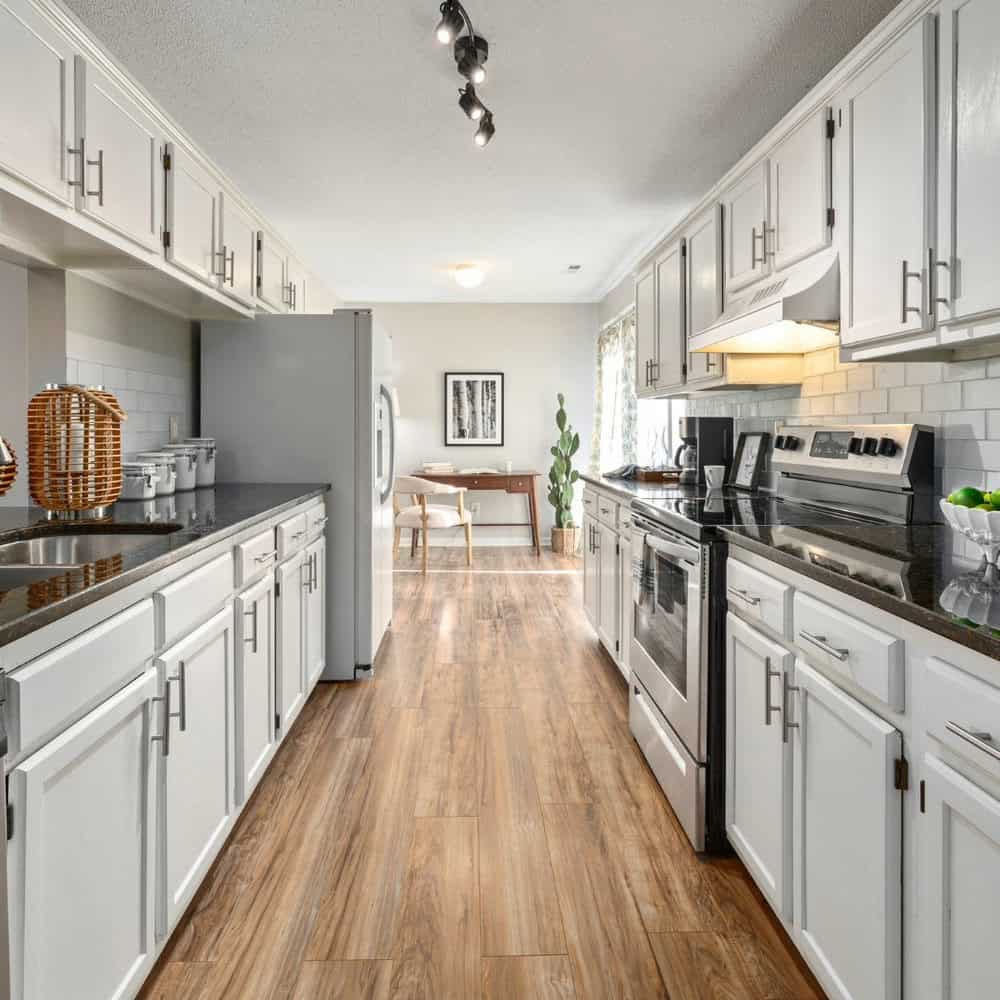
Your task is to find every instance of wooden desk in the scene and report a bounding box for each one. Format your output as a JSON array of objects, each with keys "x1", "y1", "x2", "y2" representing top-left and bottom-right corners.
[{"x1": 414, "y1": 471, "x2": 543, "y2": 555}]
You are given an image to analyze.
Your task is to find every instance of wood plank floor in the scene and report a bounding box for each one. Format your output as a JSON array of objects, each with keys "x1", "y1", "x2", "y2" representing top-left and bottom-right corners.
[{"x1": 141, "y1": 546, "x2": 824, "y2": 1000}]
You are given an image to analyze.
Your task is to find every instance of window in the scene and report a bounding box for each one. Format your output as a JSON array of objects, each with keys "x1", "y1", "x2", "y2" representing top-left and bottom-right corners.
[{"x1": 591, "y1": 310, "x2": 688, "y2": 473}]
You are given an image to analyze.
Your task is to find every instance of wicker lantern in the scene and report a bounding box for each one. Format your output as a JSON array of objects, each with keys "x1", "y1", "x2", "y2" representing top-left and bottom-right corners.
[
  {"x1": 0, "y1": 437, "x2": 16, "y2": 499},
  {"x1": 27, "y1": 384, "x2": 127, "y2": 516}
]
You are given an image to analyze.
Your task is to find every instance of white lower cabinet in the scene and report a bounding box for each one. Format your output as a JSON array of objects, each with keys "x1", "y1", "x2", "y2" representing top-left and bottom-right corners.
[
  {"x1": 792, "y1": 659, "x2": 902, "y2": 1000},
  {"x1": 276, "y1": 549, "x2": 308, "y2": 735},
  {"x1": 597, "y1": 521, "x2": 620, "y2": 660},
  {"x1": 304, "y1": 535, "x2": 326, "y2": 687},
  {"x1": 583, "y1": 513, "x2": 599, "y2": 628},
  {"x1": 725, "y1": 614, "x2": 793, "y2": 920},
  {"x1": 582, "y1": 492, "x2": 629, "y2": 680},
  {"x1": 8, "y1": 669, "x2": 159, "y2": 1000},
  {"x1": 234, "y1": 575, "x2": 276, "y2": 804},
  {"x1": 157, "y1": 605, "x2": 236, "y2": 937},
  {"x1": 918, "y1": 754, "x2": 1000, "y2": 999},
  {"x1": 618, "y1": 529, "x2": 633, "y2": 683}
]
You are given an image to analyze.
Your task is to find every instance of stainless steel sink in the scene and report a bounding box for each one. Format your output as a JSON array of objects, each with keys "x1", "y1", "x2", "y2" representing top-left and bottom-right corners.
[
  {"x1": 0, "y1": 527, "x2": 182, "y2": 569},
  {"x1": 0, "y1": 566, "x2": 76, "y2": 590}
]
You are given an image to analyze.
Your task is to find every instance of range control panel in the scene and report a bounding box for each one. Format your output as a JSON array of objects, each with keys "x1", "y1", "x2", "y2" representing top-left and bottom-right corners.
[{"x1": 771, "y1": 424, "x2": 933, "y2": 486}]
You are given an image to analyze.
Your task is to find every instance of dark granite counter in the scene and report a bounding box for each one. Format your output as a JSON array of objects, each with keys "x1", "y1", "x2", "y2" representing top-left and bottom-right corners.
[
  {"x1": 722, "y1": 522, "x2": 1000, "y2": 661},
  {"x1": 579, "y1": 473, "x2": 685, "y2": 503},
  {"x1": 0, "y1": 483, "x2": 329, "y2": 650}
]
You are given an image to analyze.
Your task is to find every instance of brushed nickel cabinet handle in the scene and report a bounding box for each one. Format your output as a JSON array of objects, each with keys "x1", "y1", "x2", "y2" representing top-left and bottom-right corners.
[
  {"x1": 226, "y1": 248, "x2": 235, "y2": 287},
  {"x1": 799, "y1": 630, "x2": 849, "y2": 662},
  {"x1": 86, "y1": 146, "x2": 104, "y2": 206},
  {"x1": 782, "y1": 672, "x2": 800, "y2": 744},
  {"x1": 244, "y1": 603, "x2": 259, "y2": 654},
  {"x1": 900, "y1": 259, "x2": 923, "y2": 323},
  {"x1": 254, "y1": 550, "x2": 277, "y2": 564},
  {"x1": 67, "y1": 139, "x2": 85, "y2": 189},
  {"x1": 151, "y1": 680, "x2": 172, "y2": 756},
  {"x1": 171, "y1": 660, "x2": 187, "y2": 732},
  {"x1": 727, "y1": 587, "x2": 760, "y2": 607},
  {"x1": 764, "y1": 221, "x2": 776, "y2": 259},
  {"x1": 214, "y1": 246, "x2": 228, "y2": 279},
  {"x1": 751, "y1": 224, "x2": 765, "y2": 268},
  {"x1": 946, "y1": 722, "x2": 1000, "y2": 763},
  {"x1": 764, "y1": 657, "x2": 781, "y2": 727}
]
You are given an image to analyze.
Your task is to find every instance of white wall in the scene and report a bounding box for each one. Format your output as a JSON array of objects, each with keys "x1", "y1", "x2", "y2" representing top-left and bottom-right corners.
[{"x1": 373, "y1": 303, "x2": 597, "y2": 546}]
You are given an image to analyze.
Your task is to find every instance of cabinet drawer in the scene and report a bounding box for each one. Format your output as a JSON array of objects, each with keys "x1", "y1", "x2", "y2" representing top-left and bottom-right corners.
[
  {"x1": 304, "y1": 500, "x2": 328, "y2": 538},
  {"x1": 235, "y1": 527, "x2": 278, "y2": 586},
  {"x1": 582, "y1": 489, "x2": 597, "y2": 515},
  {"x1": 923, "y1": 657, "x2": 1000, "y2": 780},
  {"x1": 597, "y1": 496, "x2": 619, "y2": 529},
  {"x1": 617, "y1": 506, "x2": 632, "y2": 535},
  {"x1": 508, "y1": 476, "x2": 532, "y2": 493},
  {"x1": 5, "y1": 599, "x2": 155, "y2": 761},
  {"x1": 728, "y1": 559, "x2": 793, "y2": 638},
  {"x1": 793, "y1": 592, "x2": 904, "y2": 710},
  {"x1": 155, "y1": 552, "x2": 234, "y2": 647},
  {"x1": 275, "y1": 511, "x2": 309, "y2": 560}
]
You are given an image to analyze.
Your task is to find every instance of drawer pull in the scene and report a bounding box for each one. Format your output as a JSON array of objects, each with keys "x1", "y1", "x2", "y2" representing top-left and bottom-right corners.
[
  {"x1": 946, "y1": 722, "x2": 1000, "y2": 763},
  {"x1": 312, "y1": 516, "x2": 328, "y2": 529},
  {"x1": 254, "y1": 550, "x2": 278, "y2": 564},
  {"x1": 799, "y1": 630, "x2": 849, "y2": 662},
  {"x1": 728, "y1": 587, "x2": 761, "y2": 607},
  {"x1": 291, "y1": 529, "x2": 307, "y2": 540}
]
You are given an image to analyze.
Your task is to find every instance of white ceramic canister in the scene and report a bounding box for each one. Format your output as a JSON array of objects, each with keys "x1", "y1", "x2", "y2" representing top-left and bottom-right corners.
[
  {"x1": 120, "y1": 461, "x2": 159, "y2": 501},
  {"x1": 135, "y1": 451, "x2": 177, "y2": 496},
  {"x1": 161, "y1": 443, "x2": 199, "y2": 491},
  {"x1": 184, "y1": 437, "x2": 217, "y2": 487}
]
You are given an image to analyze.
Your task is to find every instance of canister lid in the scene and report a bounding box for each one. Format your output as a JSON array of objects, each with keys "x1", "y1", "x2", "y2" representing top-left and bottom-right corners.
[
  {"x1": 135, "y1": 450, "x2": 177, "y2": 463},
  {"x1": 123, "y1": 461, "x2": 157, "y2": 473}
]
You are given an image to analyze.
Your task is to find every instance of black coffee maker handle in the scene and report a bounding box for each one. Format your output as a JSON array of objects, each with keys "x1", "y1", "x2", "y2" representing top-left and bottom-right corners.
[{"x1": 673, "y1": 443, "x2": 686, "y2": 468}]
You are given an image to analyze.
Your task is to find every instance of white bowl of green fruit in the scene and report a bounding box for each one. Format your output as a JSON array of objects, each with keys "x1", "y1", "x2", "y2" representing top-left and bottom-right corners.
[{"x1": 940, "y1": 487, "x2": 1000, "y2": 564}]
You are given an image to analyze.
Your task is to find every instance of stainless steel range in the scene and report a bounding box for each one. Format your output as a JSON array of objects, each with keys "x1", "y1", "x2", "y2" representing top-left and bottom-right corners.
[{"x1": 627, "y1": 423, "x2": 936, "y2": 852}]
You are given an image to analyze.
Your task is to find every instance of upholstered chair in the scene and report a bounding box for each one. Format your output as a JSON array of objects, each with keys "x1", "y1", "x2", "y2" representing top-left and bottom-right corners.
[{"x1": 393, "y1": 475, "x2": 473, "y2": 574}]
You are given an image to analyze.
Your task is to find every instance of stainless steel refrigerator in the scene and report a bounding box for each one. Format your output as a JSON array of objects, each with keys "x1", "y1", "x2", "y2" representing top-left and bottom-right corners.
[{"x1": 201, "y1": 310, "x2": 395, "y2": 680}]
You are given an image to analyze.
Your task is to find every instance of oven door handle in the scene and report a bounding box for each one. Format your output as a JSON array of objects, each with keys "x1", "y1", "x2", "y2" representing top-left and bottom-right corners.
[{"x1": 645, "y1": 533, "x2": 699, "y2": 565}]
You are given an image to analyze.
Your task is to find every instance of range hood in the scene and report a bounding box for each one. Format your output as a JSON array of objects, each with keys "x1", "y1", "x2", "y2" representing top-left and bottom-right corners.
[{"x1": 690, "y1": 248, "x2": 840, "y2": 354}]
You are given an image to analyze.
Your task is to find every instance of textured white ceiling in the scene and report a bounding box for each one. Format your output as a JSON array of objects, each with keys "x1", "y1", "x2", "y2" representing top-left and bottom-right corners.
[{"x1": 63, "y1": 0, "x2": 898, "y2": 302}]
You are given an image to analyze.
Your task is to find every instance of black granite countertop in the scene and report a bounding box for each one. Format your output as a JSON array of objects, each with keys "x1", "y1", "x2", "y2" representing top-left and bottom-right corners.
[
  {"x1": 722, "y1": 522, "x2": 1000, "y2": 661},
  {"x1": 579, "y1": 473, "x2": 685, "y2": 503},
  {"x1": 0, "y1": 483, "x2": 329, "y2": 650}
]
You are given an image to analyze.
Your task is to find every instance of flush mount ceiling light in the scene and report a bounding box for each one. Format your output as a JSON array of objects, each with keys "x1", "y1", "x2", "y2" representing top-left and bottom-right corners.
[
  {"x1": 453, "y1": 264, "x2": 485, "y2": 288},
  {"x1": 432, "y1": 1, "x2": 496, "y2": 146}
]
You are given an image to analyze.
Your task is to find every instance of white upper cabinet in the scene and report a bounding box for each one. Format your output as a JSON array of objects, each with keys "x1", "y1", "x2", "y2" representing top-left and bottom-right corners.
[
  {"x1": 769, "y1": 106, "x2": 833, "y2": 273},
  {"x1": 219, "y1": 190, "x2": 257, "y2": 308},
  {"x1": 936, "y1": 0, "x2": 1000, "y2": 330},
  {"x1": 0, "y1": 0, "x2": 75, "y2": 207},
  {"x1": 654, "y1": 239, "x2": 686, "y2": 393},
  {"x1": 164, "y1": 141, "x2": 220, "y2": 286},
  {"x1": 684, "y1": 204, "x2": 725, "y2": 384},
  {"x1": 634, "y1": 263, "x2": 657, "y2": 398},
  {"x1": 73, "y1": 56, "x2": 162, "y2": 253},
  {"x1": 836, "y1": 16, "x2": 936, "y2": 349},
  {"x1": 721, "y1": 160, "x2": 769, "y2": 295},
  {"x1": 256, "y1": 228, "x2": 288, "y2": 313},
  {"x1": 286, "y1": 253, "x2": 306, "y2": 313}
]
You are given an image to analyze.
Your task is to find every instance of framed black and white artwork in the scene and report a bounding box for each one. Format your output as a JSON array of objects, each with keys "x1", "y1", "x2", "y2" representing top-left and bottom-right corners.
[{"x1": 444, "y1": 372, "x2": 504, "y2": 446}]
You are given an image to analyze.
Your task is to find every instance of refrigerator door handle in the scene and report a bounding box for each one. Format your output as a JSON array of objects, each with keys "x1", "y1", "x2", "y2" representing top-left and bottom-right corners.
[{"x1": 379, "y1": 382, "x2": 396, "y2": 505}]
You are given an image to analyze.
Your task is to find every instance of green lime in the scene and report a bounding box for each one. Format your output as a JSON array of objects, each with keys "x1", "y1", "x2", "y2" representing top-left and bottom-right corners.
[
  {"x1": 975, "y1": 503, "x2": 996, "y2": 511},
  {"x1": 951, "y1": 487, "x2": 985, "y2": 508}
]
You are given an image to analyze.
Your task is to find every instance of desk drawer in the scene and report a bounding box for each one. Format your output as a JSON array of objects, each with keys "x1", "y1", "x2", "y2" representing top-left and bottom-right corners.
[
  {"x1": 727, "y1": 559, "x2": 792, "y2": 638},
  {"x1": 597, "y1": 495, "x2": 619, "y2": 529},
  {"x1": 5, "y1": 599, "x2": 155, "y2": 761},
  {"x1": 236, "y1": 527, "x2": 278, "y2": 586},
  {"x1": 155, "y1": 552, "x2": 234, "y2": 646},
  {"x1": 793, "y1": 592, "x2": 904, "y2": 710},
  {"x1": 508, "y1": 476, "x2": 532, "y2": 493},
  {"x1": 923, "y1": 657, "x2": 1000, "y2": 780}
]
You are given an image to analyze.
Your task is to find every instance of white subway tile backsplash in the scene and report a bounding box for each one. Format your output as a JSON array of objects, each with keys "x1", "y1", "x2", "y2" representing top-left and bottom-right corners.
[
  {"x1": 65, "y1": 358, "x2": 78, "y2": 384},
  {"x1": 875, "y1": 363, "x2": 906, "y2": 389},
  {"x1": 822, "y1": 371, "x2": 848, "y2": 394},
  {"x1": 847, "y1": 367, "x2": 875, "y2": 392},
  {"x1": 834, "y1": 392, "x2": 860, "y2": 416},
  {"x1": 103, "y1": 365, "x2": 129, "y2": 389},
  {"x1": 922, "y1": 381, "x2": 963, "y2": 411},
  {"x1": 77, "y1": 360, "x2": 103, "y2": 386},
  {"x1": 889, "y1": 386, "x2": 923, "y2": 412},
  {"x1": 126, "y1": 370, "x2": 148, "y2": 392},
  {"x1": 964, "y1": 379, "x2": 997, "y2": 409},
  {"x1": 942, "y1": 411, "x2": 987, "y2": 440},
  {"x1": 989, "y1": 411, "x2": 1000, "y2": 439},
  {"x1": 944, "y1": 360, "x2": 987, "y2": 382},
  {"x1": 859, "y1": 389, "x2": 888, "y2": 413},
  {"x1": 905, "y1": 362, "x2": 943, "y2": 386}
]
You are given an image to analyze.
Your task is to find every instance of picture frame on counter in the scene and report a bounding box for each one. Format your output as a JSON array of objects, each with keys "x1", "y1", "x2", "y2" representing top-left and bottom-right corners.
[{"x1": 729, "y1": 431, "x2": 769, "y2": 491}]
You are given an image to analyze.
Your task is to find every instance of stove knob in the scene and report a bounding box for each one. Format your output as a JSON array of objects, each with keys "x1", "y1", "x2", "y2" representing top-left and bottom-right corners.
[
  {"x1": 774, "y1": 435, "x2": 787, "y2": 450},
  {"x1": 848, "y1": 437, "x2": 864, "y2": 455},
  {"x1": 784, "y1": 435, "x2": 801, "y2": 451},
  {"x1": 862, "y1": 437, "x2": 879, "y2": 456},
  {"x1": 877, "y1": 437, "x2": 898, "y2": 458}
]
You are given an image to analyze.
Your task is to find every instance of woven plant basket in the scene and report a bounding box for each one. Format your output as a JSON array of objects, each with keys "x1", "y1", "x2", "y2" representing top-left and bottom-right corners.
[
  {"x1": 28, "y1": 385, "x2": 127, "y2": 513},
  {"x1": 0, "y1": 438, "x2": 16, "y2": 498}
]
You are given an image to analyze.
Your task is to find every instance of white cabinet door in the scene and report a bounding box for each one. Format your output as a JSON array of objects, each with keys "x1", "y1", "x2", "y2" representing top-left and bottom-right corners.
[
  {"x1": 792, "y1": 659, "x2": 902, "y2": 1000},
  {"x1": 164, "y1": 141, "x2": 220, "y2": 286},
  {"x1": 919, "y1": 753, "x2": 1000, "y2": 1000},
  {"x1": 684, "y1": 204, "x2": 724, "y2": 383},
  {"x1": 219, "y1": 190, "x2": 258, "y2": 308},
  {"x1": 286, "y1": 253, "x2": 307, "y2": 314},
  {"x1": 618, "y1": 531, "x2": 633, "y2": 682},
  {"x1": 597, "y1": 522, "x2": 619, "y2": 660},
  {"x1": 8, "y1": 669, "x2": 158, "y2": 1000},
  {"x1": 653, "y1": 239, "x2": 686, "y2": 393},
  {"x1": 583, "y1": 514, "x2": 600, "y2": 630},
  {"x1": 837, "y1": 16, "x2": 936, "y2": 348},
  {"x1": 937, "y1": 0, "x2": 1000, "y2": 327},
  {"x1": 74, "y1": 56, "x2": 161, "y2": 252},
  {"x1": 276, "y1": 550, "x2": 308, "y2": 737},
  {"x1": 256, "y1": 228, "x2": 288, "y2": 312},
  {"x1": 305, "y1": 535, "x2": 326, "y2": 688},
  {"x1": 725, "y1": 614, "x2": 794, "y2": 920},
  {"x1": 235, "y1": 575, "x2": 276, "y2": 804},
  {"x1": 0, "y1": 0, "x2": 75, "y2": 207},
  {"x1": 158, "y1": 606, "x2": 235, "y2": 936},
  {"x1": 770, "y1": 107, "x2": 833, "y2": 273},
  {"x1": 634, "y1": 263, "x2": 656, "y2": 398},
  {"x1": 721, "y1": 160, "x2": 769, "y2": 295}
]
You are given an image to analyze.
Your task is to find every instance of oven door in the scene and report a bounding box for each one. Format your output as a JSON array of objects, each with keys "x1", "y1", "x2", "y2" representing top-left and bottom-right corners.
[{"x1": 630, "y1": 518, "x2": 705, "y2": 759}]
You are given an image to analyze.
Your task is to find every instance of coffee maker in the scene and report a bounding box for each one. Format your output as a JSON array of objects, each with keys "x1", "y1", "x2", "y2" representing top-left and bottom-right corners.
[{"x1": 673, "y1": 416, "x2": 734, "y2": 486}]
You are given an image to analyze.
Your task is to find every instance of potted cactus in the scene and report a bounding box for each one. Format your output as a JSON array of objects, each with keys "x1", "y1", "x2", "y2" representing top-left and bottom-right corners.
[{"x1": 547, "y1": 393, "x2": 582, "y2": 554}]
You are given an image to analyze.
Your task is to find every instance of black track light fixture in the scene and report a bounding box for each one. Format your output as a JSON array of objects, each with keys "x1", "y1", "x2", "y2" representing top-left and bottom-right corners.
[
  {"x1": 431, "y1": 1, "x2": 496, "y2": 146},
  {"x1": 458, "y1": 84, "x2": 487, "y2": 121},
  {"x1": 473, "y1": 111, "x2": 495, "y2": 148},
  {"x1": 435, "y1": 1, "x2": 464, "y2": 44}
]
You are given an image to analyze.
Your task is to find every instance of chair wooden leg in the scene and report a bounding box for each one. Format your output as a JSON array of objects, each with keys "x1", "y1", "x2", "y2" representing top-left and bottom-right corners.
[
  {"x1": 393, "y1": 526, "x2": 401, "y2": 559},
  {"x1": 422, "y1": 522, "x2": 429, "y2": 575},
  {"x1": 464, "y1": 523, "x2": 472, "y2": 567},
  {"x1": 411, "y1": 529, "x2": 419, "y2": 557}
]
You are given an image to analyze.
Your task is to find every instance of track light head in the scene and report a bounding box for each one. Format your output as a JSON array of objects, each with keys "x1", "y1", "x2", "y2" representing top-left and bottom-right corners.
[
  {"x1": 473, "y1": 111, "x2": 495, "y2": 147},
  {"x1": 454, "y1": 34, "x2": 488, "y2": 85},
  {"x1": 435, "y1": 1, "x2": 464, "y2": 44},
  {"x1": 458, "y1": 84, "x2": 487, "y2": 121}
]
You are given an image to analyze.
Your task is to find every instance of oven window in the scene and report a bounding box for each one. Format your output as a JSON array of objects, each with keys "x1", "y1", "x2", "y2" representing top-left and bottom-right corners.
[{"x1": 634, "y1": 546, "x2": 688, "y2": 698}]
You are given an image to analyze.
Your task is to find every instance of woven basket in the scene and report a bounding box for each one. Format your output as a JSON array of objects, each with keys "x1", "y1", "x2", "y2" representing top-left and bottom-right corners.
[
  {"x1": 28, "y1": 385, "x2": 127, "y2": 513},
  {"x1": 0, "y1": 438, "x2": 16, "y2": 498}
]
